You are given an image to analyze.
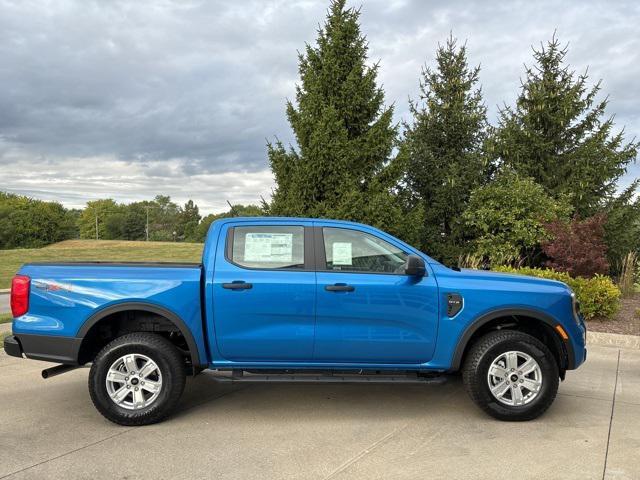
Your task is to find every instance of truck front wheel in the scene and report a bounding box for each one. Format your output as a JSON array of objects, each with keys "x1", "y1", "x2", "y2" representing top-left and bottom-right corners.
[
  {"x1": 462, "y1": 330, "x2": 559, "y2": 421},
  {"x1": 88, "y1": 333, "x2": 186, "y2": 426}
]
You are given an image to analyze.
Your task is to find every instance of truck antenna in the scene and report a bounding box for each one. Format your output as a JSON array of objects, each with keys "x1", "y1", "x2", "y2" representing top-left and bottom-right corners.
[{"x1": 227, "y1": 200, "x2": 238, "y2": 217}]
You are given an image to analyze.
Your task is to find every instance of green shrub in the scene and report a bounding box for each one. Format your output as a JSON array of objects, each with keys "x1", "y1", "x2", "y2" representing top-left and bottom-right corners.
[{"x1": 493, "y1": 266, "x2": 621, "y2": 319}]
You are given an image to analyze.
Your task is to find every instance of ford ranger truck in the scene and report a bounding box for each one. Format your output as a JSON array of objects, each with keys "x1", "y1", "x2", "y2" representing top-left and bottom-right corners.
[{"x1": 4, "y1": 218, "x2": 587, "y2": 425}]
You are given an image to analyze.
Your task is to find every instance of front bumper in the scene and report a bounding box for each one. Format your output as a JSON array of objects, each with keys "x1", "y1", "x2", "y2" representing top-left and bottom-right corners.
[
  {"x1": 571, "y1": 315, "x2": 588, "y2": 369},
  {"x1": 3, "y1": 333, "x2": 81, "y2": 364}
]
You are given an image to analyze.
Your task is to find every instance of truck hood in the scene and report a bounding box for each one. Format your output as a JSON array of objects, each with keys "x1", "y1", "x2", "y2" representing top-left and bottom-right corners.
[{"x1": 431, "y1": 265, "x2": 571, "y2": 291}]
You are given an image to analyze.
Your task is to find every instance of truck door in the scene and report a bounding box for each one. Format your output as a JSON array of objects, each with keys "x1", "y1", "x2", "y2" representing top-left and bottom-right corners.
[
  {"x1": 211, "y1": 222, "x2": 316, "y2": 362},
  {"x1": 313, "y1": 225, "x2": 439, "y2": 364}
]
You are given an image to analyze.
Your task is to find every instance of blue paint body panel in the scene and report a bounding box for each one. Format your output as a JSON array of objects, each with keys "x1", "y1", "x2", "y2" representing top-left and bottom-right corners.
[
  {"x1": 13, "y1": 217, "x2": 587, "y2": 373},
  {"x1": 13, "y1": 264, "x2": 208, "y2": 364}
]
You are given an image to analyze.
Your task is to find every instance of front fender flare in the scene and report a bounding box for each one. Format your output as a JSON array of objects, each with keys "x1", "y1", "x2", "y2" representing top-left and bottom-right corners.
[{"x1": 449, "y1": 308, "x2": 573, "y2": 372}]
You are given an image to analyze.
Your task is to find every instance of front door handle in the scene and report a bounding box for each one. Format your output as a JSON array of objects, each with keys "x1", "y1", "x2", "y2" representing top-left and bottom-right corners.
[
  {"x1": 325, "y1": 283, "x2": 355, "y2": 292},
  {"x1": 223, "y1": 281, "x2": 253, "y2": 290}
]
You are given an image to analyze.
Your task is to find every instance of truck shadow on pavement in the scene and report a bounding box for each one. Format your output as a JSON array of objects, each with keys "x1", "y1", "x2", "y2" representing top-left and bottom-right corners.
[{"x1": 169, "y1": 372, "x2": 478, "y2": 424}]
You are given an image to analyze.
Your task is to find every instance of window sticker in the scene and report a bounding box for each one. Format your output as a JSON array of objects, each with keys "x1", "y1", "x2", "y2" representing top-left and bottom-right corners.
[
  {"x1": 244, "y1": 233, "x2": 293, "y2": 262},
  {"x1": 332, "y1": 242, "x2": 352, "y2": 265}
]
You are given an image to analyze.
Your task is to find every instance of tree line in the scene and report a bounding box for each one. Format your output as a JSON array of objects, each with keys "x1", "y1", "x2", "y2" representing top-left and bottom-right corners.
[
  {"x1": 0, "y1": 192, "x2": 261, "y2": 248},
  {"x1": 267, "y1": 0, "x2": 639, "y2": 276},
  {"x1": 2, "y1": 0, "x2": 638, "y2": 279}
]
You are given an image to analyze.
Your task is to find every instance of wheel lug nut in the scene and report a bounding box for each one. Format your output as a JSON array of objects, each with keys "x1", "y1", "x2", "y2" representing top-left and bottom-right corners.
[
  {"x1": 520, "y1": 379, "x2": 524, "y2": 383},
  {"x1": 139, "y1": 373, "x2": 143, "y2": 377},
  {"x1": 126, "y1": 385, "x2": 130, "y2": 389},
  {"x1": 125, "y1": 377, "x2": 129, "y2": 381},
  {"x1": 135, "y1": 387, "x2": 139, "y2": 391},
  {"x1": 141, "y1": 381, "x2": 145, "y2": 385}
]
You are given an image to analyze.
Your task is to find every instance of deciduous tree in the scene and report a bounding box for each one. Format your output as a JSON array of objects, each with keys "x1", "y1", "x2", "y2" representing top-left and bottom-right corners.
[{"x1": 462, "y1": 171, "x2": 570, "y2": 265}]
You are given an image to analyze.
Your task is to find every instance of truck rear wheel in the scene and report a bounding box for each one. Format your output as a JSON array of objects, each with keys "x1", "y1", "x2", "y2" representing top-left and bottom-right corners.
[
  {"x1": 462, "y1": 330, "x2": 559, "y2": 421},
  {"x1": 88, "y1": 333, "x2": 186, "y2": 426}
]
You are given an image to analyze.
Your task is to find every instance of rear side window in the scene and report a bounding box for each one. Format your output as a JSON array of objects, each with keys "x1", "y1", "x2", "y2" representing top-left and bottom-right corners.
[
  {"x1": 230, "y1": 226, "x2": 305, "y2": 270},
  {"x1": 322, "y1": 227, "x2": 408, "y2": 274}
]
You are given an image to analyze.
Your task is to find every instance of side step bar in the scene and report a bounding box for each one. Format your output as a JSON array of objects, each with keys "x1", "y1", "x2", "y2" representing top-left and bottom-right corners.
[{"x1": 210, "y1": 372, "x2": 447, "y2": 385}]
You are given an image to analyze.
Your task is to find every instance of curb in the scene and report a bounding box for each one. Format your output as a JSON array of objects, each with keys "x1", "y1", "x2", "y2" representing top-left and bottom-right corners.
[
  {"x1": 0, "y1": 289, "x2": 9, "y2": 294},
  {"x1": 587, "y1": 331, "x2": 640, "y2": 350}
]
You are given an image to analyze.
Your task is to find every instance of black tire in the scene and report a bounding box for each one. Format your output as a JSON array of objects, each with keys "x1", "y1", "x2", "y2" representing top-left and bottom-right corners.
[
  {"x1": 89, "y1": 333, "x2": 186, "y2": 426},
  {"x1": 462, "y1": 330, "x2": 559, "y2": 421}
]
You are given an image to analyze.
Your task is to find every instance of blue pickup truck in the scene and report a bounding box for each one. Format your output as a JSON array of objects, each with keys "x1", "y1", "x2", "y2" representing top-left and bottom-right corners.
[{"x1": 5, "y1": 217, "x2": 587, "y2": 425}]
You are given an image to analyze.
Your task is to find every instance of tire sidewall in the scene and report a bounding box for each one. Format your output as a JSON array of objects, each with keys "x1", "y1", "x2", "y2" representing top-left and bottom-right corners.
[
  {"x1": 90, "y1": 340, "x2": 179, "y2": 424},
  {"x1": 475, "y1": 336, "x2": 558, "y2": 419}
]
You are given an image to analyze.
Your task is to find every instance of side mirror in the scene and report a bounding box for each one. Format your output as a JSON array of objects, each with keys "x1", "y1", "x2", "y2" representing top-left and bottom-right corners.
[{"x1": 405, "y1": 255, "x2": 426, "y2": 277}]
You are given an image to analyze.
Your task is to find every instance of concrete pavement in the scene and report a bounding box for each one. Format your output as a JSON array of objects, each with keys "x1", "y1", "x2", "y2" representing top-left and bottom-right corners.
[
  {"x1": 0, "y1": 293, "x2": 9, "y2": 315},
  {"x1": 0, "y1": 344, "x2": 638, "y2": 480}
]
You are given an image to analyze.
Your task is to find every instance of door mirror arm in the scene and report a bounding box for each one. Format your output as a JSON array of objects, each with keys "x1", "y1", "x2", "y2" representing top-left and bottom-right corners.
[{"x1": 405, "y1": 255, "x2": 426, "y2": 277}]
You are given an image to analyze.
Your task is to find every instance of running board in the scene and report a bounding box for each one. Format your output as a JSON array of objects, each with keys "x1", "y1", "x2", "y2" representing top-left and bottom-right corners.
[{"x1": 210, "y1": 372, "x2": 447, "y2": 384}]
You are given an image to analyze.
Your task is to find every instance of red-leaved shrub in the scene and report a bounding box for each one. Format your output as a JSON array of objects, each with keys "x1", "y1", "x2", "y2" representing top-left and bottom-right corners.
[{"x1": 542, "y1": 214, "x2": 609, "y2": 278}]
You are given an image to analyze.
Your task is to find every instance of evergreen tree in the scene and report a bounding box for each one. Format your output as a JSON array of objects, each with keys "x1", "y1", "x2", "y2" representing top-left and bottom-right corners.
[
  {"x1": 148, "y1": 195, "x2": 181, "y2": 241},
  {"x1": 179, "y1": 200, "x2": 201, "y2": 241},
  {"x1": 400, "y1": 35, "x2": 489, "y2": 262},
  {"x1": 121, "y1": 202, "x2": 149, "y2": 240},
  {"x1": 490, "y1": 35, "x2": 638, "y2": 216},
  {"x1": 602, "y1": 181, "x2": 640, "y2": 269},
  {"x1": 268, "y1": 0, "x2": 420, "y2": 242}
]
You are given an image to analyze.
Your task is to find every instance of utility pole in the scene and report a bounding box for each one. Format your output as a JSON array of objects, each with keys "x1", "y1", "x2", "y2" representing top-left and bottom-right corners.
[
  {"x1": 95, "y1": 214, "x2": 99, "y2": 241},
  {"x1": 146, "y1": 206, "x2": 149, "y2": 241}
]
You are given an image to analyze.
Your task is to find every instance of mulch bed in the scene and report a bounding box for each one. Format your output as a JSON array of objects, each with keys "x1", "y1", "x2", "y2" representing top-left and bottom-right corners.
[{"x1": 586, "y1": 293, "x2": 640, "y2": 336}]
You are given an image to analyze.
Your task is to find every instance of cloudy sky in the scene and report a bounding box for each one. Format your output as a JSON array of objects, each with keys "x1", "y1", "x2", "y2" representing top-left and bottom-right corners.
[{"x1": 0, "y1": 0, "x2": 638, "y2": 214}]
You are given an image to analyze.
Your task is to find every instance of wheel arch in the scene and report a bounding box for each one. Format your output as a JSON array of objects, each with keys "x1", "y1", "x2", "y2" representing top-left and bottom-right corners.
[
  {"x1": 77, "y1": 302, "x2": 202, "y2": 368},
  {"x1": 450, "y1": 308, "x2": 572, "y2": 373}
]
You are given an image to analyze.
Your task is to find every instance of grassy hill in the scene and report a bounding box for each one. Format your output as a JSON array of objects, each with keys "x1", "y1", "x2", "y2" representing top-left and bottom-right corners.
[{"x1": 0, "y1": 240, "x2": 203, "y2": 289}]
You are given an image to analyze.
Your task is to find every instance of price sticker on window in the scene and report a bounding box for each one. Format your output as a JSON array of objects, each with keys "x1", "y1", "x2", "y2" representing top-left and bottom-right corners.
[
  {"x1": 245, "y1": 233, "x2": 293, "y2": 262},
  {"x1": 332, "y1": 242, "x2": 352, "y2": 265}
]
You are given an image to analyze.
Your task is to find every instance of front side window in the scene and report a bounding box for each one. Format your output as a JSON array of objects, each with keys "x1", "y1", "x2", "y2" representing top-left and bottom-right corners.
[
  {"x1": 231, "y1": 226, "x2": 305, "y2": 270},
  {"x1": 322, "y1": 227, "x2": 408, "y2": 274}
]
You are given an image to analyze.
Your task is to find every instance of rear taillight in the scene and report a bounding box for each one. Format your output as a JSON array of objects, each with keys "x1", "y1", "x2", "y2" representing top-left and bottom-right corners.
[{"x1": 10, "y1": 275, "x2": 30, "y2": 317}]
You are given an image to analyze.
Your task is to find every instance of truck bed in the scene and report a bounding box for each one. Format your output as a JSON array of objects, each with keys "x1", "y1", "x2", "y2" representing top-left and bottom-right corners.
[{"x1": 11, "y1": 261, "x2": 207, "y2": 365}]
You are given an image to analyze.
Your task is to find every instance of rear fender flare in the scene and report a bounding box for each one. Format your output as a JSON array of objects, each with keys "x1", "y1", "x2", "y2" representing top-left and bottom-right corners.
[{"x1": 77, "y1": 302, "x2": 202, "y2": 367}]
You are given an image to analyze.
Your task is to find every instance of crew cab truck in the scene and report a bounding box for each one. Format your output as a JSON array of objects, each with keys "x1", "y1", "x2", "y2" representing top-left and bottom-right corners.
[{"x1": 4, "y1": 217, "x2": 587, "y2": 425}]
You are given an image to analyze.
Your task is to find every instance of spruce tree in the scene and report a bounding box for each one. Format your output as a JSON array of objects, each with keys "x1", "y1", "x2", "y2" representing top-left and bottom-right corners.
[
  {"x1": 490, "y1": 36, "x2": 638, "y2": 217},
  {"x1": 268, "y1": 0, "x2": 420, "y2": 242},
  {"x1": 400, "y1": 36, "x2": 489, "y2": 262}
]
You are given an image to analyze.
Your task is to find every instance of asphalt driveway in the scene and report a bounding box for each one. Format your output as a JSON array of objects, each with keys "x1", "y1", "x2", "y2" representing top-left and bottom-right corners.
[{"x1": 0, "y1": 343, "x2": 638, "y2": 480}]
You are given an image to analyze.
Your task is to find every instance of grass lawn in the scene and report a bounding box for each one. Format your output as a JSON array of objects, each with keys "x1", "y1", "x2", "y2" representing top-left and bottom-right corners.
[
  {"x1": 0, "y1": 313, "x2": 12, "y2": 325},
  {"x1": 0, "y1": 240, "x2": 203, "y2": 289}
]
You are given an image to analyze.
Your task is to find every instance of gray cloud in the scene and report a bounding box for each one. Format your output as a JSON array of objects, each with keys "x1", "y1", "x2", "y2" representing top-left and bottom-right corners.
[{"x1": 0, "y1": 0, "x2": 638, "y2": 213}]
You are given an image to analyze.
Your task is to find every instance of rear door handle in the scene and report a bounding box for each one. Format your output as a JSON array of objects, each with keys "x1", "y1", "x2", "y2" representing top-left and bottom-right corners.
[
  {"x1": 325, "y1": 283, "x2": 355, "y2": 292},
  {"x1": 223, "y1": 281, "x2": 253, "y2": 290}
]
